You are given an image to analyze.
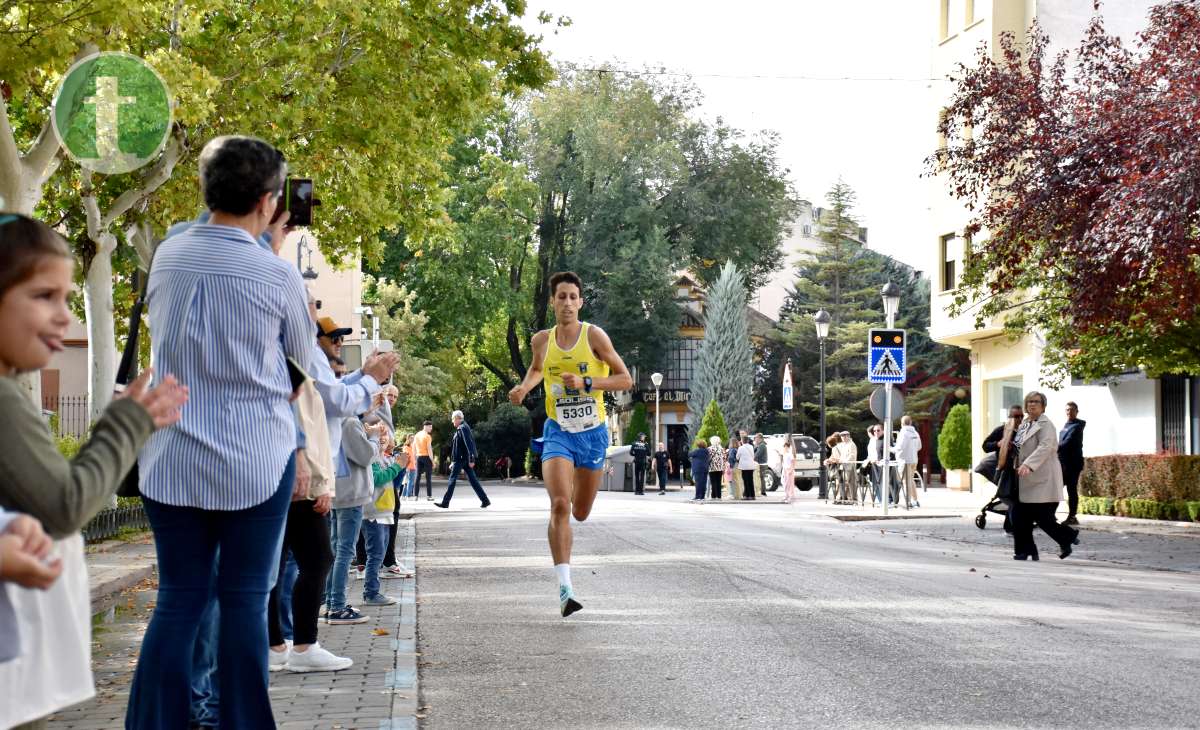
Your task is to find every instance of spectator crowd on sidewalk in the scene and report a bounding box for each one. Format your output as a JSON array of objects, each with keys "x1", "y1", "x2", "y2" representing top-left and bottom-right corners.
[{"x1": 0, "y1": 135, "x2": 474, "y2": 729}]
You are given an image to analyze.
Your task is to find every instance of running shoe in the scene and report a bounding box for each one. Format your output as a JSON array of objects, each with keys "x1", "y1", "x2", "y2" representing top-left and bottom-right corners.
[
  {"x1": 285, "y1": 642, "x2": 353, "y2": 673},
  {"x1": 363, "y1": 593, "x2": 398, "y2": 606},
  {"x1": 559, "y1": 585, "x2": 583, "y2": 617},
  {"x1": 268, "y1": 643, "x2": 290, "y2": 672}
]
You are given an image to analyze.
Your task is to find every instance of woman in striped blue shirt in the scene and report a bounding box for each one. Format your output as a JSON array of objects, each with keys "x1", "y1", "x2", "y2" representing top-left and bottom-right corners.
[{"x1": 127, "y1": 136, "x2": 313, "y2": 730}]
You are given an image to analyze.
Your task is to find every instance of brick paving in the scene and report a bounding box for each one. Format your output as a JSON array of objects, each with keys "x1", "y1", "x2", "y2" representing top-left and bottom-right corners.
[{"x1": 49, "y1": 519, "x2": 419, "y2": 729}]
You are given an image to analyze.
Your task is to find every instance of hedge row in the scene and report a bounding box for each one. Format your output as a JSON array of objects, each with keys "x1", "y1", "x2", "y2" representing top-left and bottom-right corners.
[
  {"x1": 1079, "y1": 454, "x2": 1200, "y2": 503},
  {"x1": 1079, "y1": 496, "x2": 1200, "y2": 522}
]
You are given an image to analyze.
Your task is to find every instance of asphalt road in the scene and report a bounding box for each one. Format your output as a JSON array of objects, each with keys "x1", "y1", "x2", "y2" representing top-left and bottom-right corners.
[{"x1": 415, "y1": 485, "x2": 1200, "y2": 729}]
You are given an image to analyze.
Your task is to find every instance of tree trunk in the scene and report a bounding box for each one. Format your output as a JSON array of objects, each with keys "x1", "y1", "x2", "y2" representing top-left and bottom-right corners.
[
  {"x1": 506, "y1": 315, "x2": 525, "y2": 380},
  {"x1": 84, "y1": 234, "x2": 118, "y2": 422},
  {"x1": 2, "y1": 94, "x2": 65, "y2": 409}
]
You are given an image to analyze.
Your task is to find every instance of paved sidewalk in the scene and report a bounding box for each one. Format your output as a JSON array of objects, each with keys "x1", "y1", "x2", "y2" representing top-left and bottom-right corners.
[
  {"x1": 49, "y1": 520, "x2": 420, "y2": 729},
  {"x1": 86, "y1": 535, "x2": 157, "y2": 617}
]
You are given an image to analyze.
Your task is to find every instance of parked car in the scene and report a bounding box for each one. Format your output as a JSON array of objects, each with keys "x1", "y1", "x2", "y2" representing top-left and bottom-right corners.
[{"x1": 763, "y1": 433, "x2": 822, "y2": 491}]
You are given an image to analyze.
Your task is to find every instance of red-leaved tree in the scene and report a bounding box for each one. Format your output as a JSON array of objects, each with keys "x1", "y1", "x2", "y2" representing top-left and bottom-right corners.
[{"x1": 929, "y1": 0, "x2": 1200, "y2": 384}]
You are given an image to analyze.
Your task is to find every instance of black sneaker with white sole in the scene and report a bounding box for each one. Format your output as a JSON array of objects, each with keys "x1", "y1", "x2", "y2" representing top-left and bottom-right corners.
[{"x1": 323, "y1": 606, "x2": 370, "y2": 625}]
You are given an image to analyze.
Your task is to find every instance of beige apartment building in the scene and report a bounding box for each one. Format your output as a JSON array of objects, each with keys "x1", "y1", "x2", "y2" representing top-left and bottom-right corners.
[{"x1": 928, "y1": 0, "x2": 1191, "y2": 482}]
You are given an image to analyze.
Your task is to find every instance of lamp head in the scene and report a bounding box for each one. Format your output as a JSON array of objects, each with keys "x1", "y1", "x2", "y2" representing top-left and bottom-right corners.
[
  {"x1": 813, "y1": 309, "x2": 831, "y2": 340},
  {"x1": 881, "y1": 282, "x2": 901, "y2": 318},
  {"x1": 650, "y1": 372, "x2": 663, "y2": 388}
]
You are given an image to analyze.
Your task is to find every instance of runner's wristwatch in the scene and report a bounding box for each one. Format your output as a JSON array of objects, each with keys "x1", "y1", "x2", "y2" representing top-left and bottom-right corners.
[{"x1": 583, "y1": 376, "x2": 593, "y2": 392}]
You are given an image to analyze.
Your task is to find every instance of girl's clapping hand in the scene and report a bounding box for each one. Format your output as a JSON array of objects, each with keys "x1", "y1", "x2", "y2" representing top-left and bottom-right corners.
[{"x1": 117, "y1": 368, "x2": 189, "y2": 429}]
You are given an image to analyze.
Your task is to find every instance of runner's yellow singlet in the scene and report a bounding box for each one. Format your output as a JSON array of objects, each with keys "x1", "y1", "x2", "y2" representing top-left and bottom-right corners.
[{"x1": 543, "y1": 322, "x2": 609, "y2": 433}]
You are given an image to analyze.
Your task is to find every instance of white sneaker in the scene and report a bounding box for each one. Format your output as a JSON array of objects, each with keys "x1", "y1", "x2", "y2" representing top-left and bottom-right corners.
[
  {"x1": 285, "y1": 642, "x2": 353, "y2": 673},
  {"x1": 268, "y1": 643, "x2": 290, "y2": 672}
]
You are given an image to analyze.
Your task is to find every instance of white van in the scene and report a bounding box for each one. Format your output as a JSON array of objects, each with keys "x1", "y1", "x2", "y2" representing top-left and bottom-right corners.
[{"x1": 762, "y1": 434, "x2": 823, "y2": 491}]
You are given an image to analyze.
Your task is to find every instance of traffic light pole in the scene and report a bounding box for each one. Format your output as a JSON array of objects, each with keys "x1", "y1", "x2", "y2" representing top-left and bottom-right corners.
[{"x1": 881, "y1": 311, "x2": 895, "y2": 515}]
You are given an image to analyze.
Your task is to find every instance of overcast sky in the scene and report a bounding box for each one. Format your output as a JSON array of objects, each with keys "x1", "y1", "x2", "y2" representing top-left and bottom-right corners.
[{"x1": 520, "y1": 0, "x2": 939, "y2": 272}]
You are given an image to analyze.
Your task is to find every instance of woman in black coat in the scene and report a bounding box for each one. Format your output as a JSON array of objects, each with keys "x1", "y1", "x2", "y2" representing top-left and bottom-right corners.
[{"x1": 982, "y1": 405, "x2": 1024, "y2": 535}]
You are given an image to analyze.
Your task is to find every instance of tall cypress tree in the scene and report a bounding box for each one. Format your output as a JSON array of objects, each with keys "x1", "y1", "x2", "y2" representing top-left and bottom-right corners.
[{"x1": 688, "y1": 261, "x2": 755, "y2": 444}]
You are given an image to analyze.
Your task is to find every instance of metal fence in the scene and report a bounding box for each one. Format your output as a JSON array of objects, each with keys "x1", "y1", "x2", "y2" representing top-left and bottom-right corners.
[
  {"x1": 82, "y1": 505, "x2": 149, "y2": 543},
  {"x1": 43, "y1": 395, "x2": 90, "y2": 438}
]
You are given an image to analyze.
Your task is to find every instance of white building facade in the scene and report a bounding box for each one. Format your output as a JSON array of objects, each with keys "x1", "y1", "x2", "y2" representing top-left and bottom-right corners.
[{"x1": 928, "y1": 0, "x2": 1182, "y2": 483}]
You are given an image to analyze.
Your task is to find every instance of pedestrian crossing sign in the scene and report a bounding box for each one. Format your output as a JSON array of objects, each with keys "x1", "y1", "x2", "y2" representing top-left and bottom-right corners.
[{"x1": 868, "y1": 329, "x2": 906, "y2": 384}]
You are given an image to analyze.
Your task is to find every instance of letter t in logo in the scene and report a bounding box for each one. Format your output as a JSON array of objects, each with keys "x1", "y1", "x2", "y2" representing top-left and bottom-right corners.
[{"x1": 84, "y1": 77, "x2": 137, "y2": 160}]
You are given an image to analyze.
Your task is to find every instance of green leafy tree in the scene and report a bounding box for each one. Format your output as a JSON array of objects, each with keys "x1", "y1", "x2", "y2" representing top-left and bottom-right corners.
[
  {"x1": 688, "y1": 261, "x2": 755, "y2": 441},
  {"x1": 1, "y1": 0, "x2": 554, "y2": 413},
  {"x1": 624, "y1": 402, "x2": 651, "y2": 445},
  {"x1": 661, "y1": 121, "x2": 798, "y2": 290},
  {"x1": 937, "y1": 404, "x2": 972, "y2": 471},
  {"x1": 371, "y1": 67, "x2": 795, "y2": 402},
  {"x1": 363, "y1": 276, "x2": 448, "y2": 401},
  {"x1": 472, "y1": 403, "x2": 531, "y2": 477},
  {"x1": 694, "y1": 399, "x2": 730, "y2": 446}
]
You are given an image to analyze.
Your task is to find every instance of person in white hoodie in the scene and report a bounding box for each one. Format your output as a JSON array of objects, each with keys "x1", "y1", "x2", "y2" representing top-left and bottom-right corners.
[{"x1": 893, "y1": 416, "x2": 922, "y2": 509}]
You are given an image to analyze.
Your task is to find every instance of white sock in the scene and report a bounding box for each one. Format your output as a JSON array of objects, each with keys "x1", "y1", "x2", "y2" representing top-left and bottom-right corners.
[{"x1": 555, "y1": 563, "x2": 571, "y2": 591}]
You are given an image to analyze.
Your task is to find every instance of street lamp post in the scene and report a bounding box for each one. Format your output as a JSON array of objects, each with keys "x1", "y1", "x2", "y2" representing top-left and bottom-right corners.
[
  {"x1": 650, "y1": 372, "x2": 663, "y2": 449},
  {"x1": 296, "y1": 234, "x2": 319, "y2": 281},
  {"x1": 814, "y1": 309, "x2": 831, "y2": 500},
  {"x1": 880, "y1": 282, "x2": 901, "y2": 516}
]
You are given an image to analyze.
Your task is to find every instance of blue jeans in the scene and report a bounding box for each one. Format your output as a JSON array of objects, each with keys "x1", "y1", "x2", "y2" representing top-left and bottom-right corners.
[
  {"x1": 189, "y1": 574, "x2": 219, "y2": 729},
  {"x1": 440, "y1": 461, "x2": 489, "y2": 505},
  {"x1": 278, "y1": 551, "x2": 299, "y2": 640},
  {"x1": 402, "y1": 469, "x2": 417, "y2": 497},
  {"x1": 363, "y1": 520, "x2": 388, "y2": 601},
  {"x1": 127, "y1": 455, "x2": 293, "y2": 730},
  {"x1": 189, "y1": 549, "x2": 295, "y2": 728},
  {"x1": 324, "y1": 505, "x2": 364, "y2": 611}
]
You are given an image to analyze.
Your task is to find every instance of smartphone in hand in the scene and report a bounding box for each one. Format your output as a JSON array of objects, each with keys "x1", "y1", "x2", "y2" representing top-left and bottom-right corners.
[{"x1": 272, "y1": 177, "x2": 316, "y2": 227}]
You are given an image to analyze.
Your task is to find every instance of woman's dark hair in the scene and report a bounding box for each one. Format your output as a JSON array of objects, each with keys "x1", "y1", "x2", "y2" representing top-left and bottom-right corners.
[
  {"x1": 0, "y1": 213, "x2": 72, "y2": 301},
  {"x1": 198, "y1": 136, "x2": 286, "y2": 216},
  {"x1": 548, "y1": 271, "x2": 583, "y2": 296}
]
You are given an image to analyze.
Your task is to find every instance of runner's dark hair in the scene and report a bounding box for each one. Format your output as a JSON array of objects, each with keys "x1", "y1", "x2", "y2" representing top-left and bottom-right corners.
[{"x1": 548, "y1": 271, "x2": 583, "y2": 295}]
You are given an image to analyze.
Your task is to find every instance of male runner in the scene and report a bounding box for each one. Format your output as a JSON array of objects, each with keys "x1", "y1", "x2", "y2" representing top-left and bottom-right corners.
[{"x1": 508, "y1": 271, "x2": 632, "y2": 617}]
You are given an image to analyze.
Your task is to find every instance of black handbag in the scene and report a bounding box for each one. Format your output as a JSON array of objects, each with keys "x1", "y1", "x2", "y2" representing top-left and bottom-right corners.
[
  {"x1": 995, "y1": 467, "x2": 1018, "y2": 502},
  {"x1": 114, "y1": 270, "x2": 149, "y2": 498},
  {"x1": 974, "y1": 452, "x2": 998, "y2": 485}
]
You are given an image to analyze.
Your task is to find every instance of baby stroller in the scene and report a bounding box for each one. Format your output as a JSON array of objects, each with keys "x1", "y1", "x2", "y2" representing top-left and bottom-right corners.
[{"x1": 973, "y1": 452, "x2": 1012, "y2": 532}]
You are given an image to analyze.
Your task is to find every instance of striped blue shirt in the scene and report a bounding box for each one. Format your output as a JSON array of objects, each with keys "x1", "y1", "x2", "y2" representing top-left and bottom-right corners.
[{"x1": 139, "y1": 224, "x2": 313, "y2": 510}]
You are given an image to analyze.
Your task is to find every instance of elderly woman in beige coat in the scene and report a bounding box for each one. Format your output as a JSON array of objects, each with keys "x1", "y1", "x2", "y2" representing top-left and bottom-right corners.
[{"x1": 1012, "y1": 391, "x2": 1080, "y2": 560}]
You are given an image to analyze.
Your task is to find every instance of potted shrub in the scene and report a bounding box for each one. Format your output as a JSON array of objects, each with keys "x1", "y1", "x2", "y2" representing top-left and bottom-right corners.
[{"x1": 937, "y1": 404, "x2": 973, "y2": 490}]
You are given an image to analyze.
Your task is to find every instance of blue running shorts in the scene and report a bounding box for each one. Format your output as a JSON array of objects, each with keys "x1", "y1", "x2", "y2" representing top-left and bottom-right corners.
[{"x1": 540, "y1": 419, "x2": 609, "y2": 471}]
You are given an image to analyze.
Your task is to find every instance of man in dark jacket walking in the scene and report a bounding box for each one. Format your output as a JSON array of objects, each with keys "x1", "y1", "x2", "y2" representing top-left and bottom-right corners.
[
  {"x1": 1058, "y1": 402, "x2": 1086, "y2": 525},
  {"x1": 435, "y1": 411, "x2": 491, "y2": 509}
]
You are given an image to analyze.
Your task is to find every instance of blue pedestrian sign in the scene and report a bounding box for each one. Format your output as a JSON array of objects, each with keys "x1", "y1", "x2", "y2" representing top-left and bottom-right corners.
[
  {"x1": 868, "y1": 329, "x2": 906, "y2": 384},
  {"x1": 782, "y1": 362, "x2": 794, "y2": 411}
]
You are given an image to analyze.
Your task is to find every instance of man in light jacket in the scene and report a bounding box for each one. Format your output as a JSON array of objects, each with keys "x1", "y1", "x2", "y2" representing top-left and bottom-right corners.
[
  {"x1": 435, "y1": 411, "x2": 491, "y2": 508},
  {"x1": 893, "y1": 416, "x2": 922, "y2": 508}
]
